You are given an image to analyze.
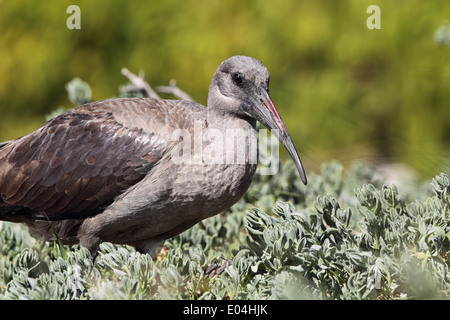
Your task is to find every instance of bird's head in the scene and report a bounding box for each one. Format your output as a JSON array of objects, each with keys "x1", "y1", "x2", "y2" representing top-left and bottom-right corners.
[{"x1": 208, "y1": 55, "x2": 307, "y2": 185}]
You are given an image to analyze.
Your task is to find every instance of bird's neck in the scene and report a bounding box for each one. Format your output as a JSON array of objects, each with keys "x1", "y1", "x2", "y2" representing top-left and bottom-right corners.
[
  {"x1": 206, "y1": 80, "x2": 256, "y2": 128},
  {"x1": 201, "y1": 107, "x2": 258, "y2": 168},
  {"x1": 206, "y1": 107, "x2": 256, "y2": 131}
]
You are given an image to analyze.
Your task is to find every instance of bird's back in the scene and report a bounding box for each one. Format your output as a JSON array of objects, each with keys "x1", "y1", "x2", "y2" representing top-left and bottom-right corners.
[{"x1": 0, "y1": 98, "x2": 205, "y2": 227}]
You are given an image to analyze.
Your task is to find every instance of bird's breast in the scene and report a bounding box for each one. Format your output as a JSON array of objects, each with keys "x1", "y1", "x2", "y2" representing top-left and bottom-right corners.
[
  {"x1": 169, "y1": 119, "x2": 258, "y2": 218},
  {"x1": 172, "y1": 162, "x2": 257, "y2": 218}
]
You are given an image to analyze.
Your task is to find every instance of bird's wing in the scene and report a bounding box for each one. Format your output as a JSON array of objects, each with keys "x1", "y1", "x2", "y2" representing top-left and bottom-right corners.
[{"x1": 0, "y1": 98, "x2": 173, "y2": 221}]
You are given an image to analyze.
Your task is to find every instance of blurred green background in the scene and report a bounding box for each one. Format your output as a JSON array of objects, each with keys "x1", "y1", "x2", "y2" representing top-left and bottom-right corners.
[{"x1": 0, "y1": 0, "x2": 449, "y2": 179}]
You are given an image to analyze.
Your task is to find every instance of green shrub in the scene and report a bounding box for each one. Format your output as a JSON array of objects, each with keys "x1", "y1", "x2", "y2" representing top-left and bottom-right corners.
[
  {"x1": 1, "y1": 161, "x2": 449, "y2": 300},
  {"x1": 0, "y1": 78, "x2": 448, "y2": 300}
]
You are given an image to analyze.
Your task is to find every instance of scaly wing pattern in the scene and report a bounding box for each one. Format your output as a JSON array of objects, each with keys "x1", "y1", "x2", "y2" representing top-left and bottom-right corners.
[{"x1": 0, "y1": 99, "x2": 168, "y2": 222}]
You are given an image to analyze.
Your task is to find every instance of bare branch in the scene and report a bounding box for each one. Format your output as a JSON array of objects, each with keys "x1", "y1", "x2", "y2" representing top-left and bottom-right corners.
[
  {"x1": 156, "y1": 79, "x2": 195, "y2": 102},
  {"x1": 121, "y1": 68, "x2": 160, "y2": 99},
  {"x1": 121, "y1": 68, "x2": 195, "y2": 102}
]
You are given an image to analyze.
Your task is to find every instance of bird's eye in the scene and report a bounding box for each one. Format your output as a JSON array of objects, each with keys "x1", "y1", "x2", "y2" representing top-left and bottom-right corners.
[{"x1": 231, "y1": 73, "x2": 244, "y2": 86}]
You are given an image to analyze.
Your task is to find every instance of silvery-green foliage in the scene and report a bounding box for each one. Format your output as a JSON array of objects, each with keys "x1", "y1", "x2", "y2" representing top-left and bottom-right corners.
[
  {"x1": 1, "y1": 162, "x2": 449, "y2": 300},
  {"x1": 244, "y1": 172, "x2": 449, "y2": 299},
  {"x1": 434, "y1": 22, "x2": 450, "y2": 48},
  {"x1": 1, "y1": 79, "x2": 449, "y2": 300},
  {"x1": 65, "y1": 77, "x2": 92, "y2": 106}
]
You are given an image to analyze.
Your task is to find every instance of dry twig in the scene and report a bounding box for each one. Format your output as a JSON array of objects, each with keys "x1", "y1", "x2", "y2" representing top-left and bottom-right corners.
[
  {"x1": 121, "y1": 68, "x2": 195, "y2": 102},
  {"x1": 157, "y1": 80, "x2": 194, "y2": 102},
  {"x1": 121, "y1": 68, "x2": 160, "y2": 99}
]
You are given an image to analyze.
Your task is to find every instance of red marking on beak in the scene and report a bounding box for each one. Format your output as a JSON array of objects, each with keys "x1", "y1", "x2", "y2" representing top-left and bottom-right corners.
[{"x1": 261, "y1": 97, "x2": 283, "y2": 123}]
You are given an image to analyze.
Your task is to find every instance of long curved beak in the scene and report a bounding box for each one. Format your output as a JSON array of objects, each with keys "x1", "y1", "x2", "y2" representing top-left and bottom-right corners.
[{"x1": 251, "y1": 89, "x2": 307, "y2": 185}]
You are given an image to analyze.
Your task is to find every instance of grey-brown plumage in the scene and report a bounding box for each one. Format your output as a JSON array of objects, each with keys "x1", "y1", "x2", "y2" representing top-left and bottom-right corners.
[{"x1": 0, "y1": 56, "x2": 306, "y2": 257}]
